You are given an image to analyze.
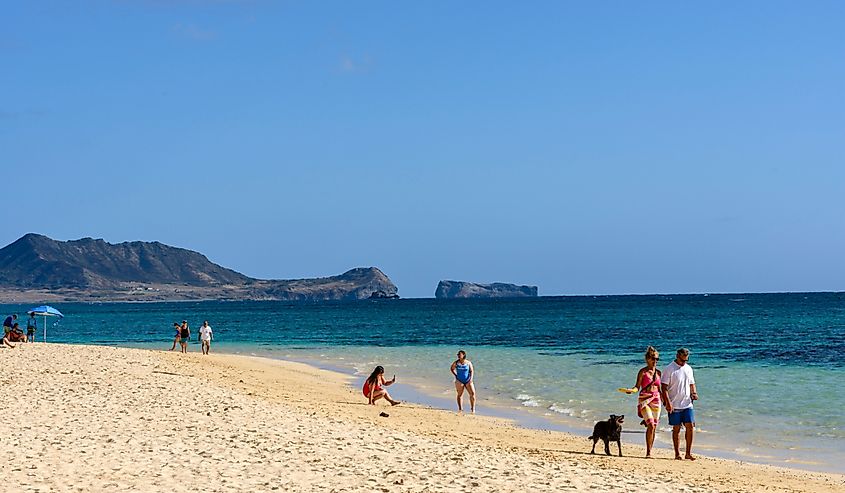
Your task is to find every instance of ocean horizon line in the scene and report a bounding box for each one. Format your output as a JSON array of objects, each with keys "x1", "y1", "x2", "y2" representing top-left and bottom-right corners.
[{"x1": 3, "y1": 289, "x2": 842, "y2": 305}]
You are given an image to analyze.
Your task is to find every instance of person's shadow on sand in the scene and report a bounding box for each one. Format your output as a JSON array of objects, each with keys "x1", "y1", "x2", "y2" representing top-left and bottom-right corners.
[{"x1": 540, "y1": 448, "x2": 677, "y2": 459}]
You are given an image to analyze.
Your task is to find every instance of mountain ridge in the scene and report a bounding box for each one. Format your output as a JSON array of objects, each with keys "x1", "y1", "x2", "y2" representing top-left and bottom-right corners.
[{"x1": 0, "y1": 234, "x2": 397, "y2": 302}]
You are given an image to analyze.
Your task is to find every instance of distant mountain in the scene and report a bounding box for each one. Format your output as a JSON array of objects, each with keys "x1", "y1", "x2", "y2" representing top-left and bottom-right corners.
[
  {"x1": 0, "y1": 234, "x2": 250, "y2": 289},
  {"x1": 435, "y1": 280, "x2": 538, "y2": 299},
  {"x1": 0, "y1": 234, "x2": 398, "y2": 302},
  {"x1": 257, "y1": 267, "x2": 399, "y2": 302}
]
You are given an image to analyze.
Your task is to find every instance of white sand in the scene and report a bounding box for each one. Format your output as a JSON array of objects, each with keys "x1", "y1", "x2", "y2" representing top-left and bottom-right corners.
[{"x1": 1, "y1": 344, "x2": 842, "y2": 492}]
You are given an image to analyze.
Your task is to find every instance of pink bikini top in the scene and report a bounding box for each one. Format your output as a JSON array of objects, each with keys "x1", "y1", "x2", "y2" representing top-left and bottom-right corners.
[{"x1": 640, "y1": 369, "x2": 661, "y2": 396}]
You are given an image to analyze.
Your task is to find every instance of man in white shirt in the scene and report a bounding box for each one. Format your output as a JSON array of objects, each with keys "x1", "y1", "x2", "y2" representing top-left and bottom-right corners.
[
  {"x1": 199, "y1": 321, "x2": 213, "y2": 355},
  {"x1": 661, "y1": 347, "x2": 699, "y2": 461}
]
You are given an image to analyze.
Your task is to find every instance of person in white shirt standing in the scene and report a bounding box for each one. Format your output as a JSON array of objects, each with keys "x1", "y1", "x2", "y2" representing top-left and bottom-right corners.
[
  {"x1": 661, "y1": 347, "x2": 699, "y2": 461},
  {"x1": 199, "y1": 321, "x2": 213, "y2": 355}
]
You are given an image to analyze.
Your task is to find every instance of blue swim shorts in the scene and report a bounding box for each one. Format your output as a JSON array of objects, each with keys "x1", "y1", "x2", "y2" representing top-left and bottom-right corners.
[{"x1": 668, "y1": 408, "x2": 695, "y2": 426}]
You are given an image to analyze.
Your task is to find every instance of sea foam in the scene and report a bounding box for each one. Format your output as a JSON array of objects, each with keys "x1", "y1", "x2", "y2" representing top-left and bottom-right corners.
[
  {"x1": 516, "y1": 394, "x2": 540, "y2": 407},
  {"x1": 549, "y1": 404, "x2": 574, "y2": 416}
]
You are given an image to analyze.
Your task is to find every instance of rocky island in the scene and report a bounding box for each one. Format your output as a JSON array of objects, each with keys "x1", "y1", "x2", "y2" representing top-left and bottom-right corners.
[
  {"x1": 0, "y1": 234, "x2": 398, "y2": 302},
  {"x1": 435, "y1": 280, "x2": 538, "y2": 299}
]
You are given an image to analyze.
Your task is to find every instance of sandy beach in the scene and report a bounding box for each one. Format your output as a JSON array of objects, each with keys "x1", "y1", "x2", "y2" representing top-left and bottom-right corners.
[{"x1": 1, "y1": 344, "x2": 842, "y2": 493}]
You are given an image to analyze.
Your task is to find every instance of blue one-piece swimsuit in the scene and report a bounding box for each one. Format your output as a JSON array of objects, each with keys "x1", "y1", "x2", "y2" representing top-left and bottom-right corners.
[{"x1": 455, "y1": 362, "x2": 471, "y2": 385}]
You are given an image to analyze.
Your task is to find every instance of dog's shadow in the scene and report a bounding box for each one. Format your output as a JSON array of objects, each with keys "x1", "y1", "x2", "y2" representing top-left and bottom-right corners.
[
  {"x1": 539, "y1": 448, "x2": 677, "y2": 460},
  {"x1": 542, "y1": 449, "x2": 596, "y2": 456}
]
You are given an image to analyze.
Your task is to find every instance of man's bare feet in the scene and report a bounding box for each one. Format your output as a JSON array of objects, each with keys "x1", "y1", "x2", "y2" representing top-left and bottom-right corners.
[
  {"x1": 390, "y1": 400, "x2": 401, "y2": 406},
  {"x1": 685, "y1": 455, "x2": 696, "y2": 461},
  {"x1": 675, "y1": 455, "x2": 683, "y2": 460}
]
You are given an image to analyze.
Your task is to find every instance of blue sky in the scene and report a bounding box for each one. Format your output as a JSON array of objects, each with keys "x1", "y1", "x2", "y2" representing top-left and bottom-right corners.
[{"x1": 2, "y1": 1, "x2": 844, "y2": 297}]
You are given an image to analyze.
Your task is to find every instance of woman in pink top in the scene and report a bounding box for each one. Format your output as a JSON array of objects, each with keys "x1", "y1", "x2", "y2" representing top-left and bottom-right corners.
[{"x1": 634, "y1": 346, "x2": 662, "y2": 458}]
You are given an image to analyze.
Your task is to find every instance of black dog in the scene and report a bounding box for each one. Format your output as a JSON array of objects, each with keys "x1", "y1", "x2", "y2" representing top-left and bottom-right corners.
[{"x1": 588, "y1": 414, "x2": 624, "y2": 456}]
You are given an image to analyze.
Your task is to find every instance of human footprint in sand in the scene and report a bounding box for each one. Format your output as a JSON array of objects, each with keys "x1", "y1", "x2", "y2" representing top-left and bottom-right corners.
[
  {"x1": 363, "y1": 366, "x2": 400, "y2": 406},
  {"x1": 450, "y1": 350, "x2": 476, "y2": 413}
]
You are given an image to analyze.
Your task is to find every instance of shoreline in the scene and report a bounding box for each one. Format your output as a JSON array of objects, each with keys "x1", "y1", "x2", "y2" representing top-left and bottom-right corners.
[
  {"x1": 44, "y1": 339, "x2": 845, "y2": 475},
  {"x1": 3, "y1": 343, "x2": 842, "y2": 492},
  {"x1": 218, "y1": 344, "x2": 843, "y2": 475}
]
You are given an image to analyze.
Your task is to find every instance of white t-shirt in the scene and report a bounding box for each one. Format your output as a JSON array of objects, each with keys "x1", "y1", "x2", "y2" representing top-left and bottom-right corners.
[
  {"x1": 663, "y1": 360, "x2": 695, "y2": 410},
  {"x1": 199, "y1": 325, "x2": 213, "y2": 341}
]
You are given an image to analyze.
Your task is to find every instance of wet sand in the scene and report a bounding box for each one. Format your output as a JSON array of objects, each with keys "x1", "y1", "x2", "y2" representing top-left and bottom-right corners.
[{"x1": 1, "y1": 344, "x2": 842, "y2": 492}]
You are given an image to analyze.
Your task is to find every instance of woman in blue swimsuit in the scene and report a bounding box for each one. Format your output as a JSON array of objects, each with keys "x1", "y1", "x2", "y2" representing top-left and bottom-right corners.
[{"x1": 450, "y1": 350, "x2": 476, "y2": 413}]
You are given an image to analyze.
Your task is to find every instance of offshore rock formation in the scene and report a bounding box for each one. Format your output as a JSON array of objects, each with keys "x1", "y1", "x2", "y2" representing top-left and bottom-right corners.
[
  {"x1": 368, "y1": 290, "x2": 400, "y2": 299},
  {"x1": 0, "y1": 234, "x2": 398, "y2": 302},
  {"x1": 256, "y1": 268, "x2": 398, "y2": 302},
  {"x1": 435, "y1": 280, "x2": 538, "y2": 299}
]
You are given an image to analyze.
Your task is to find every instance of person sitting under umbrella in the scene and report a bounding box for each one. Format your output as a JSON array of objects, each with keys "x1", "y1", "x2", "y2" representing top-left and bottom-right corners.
[
  {"x1": 7, "y1": 323, "x2": 27, "y2": 343},
  {"x1": 2, "y1": 331, "x2": 16, "y2": 348}
]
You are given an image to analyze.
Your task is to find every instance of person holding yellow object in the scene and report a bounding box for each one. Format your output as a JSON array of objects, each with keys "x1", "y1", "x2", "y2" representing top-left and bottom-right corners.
[{"x1": 634, "y1": 346, "x2": 662, "y2": 458}]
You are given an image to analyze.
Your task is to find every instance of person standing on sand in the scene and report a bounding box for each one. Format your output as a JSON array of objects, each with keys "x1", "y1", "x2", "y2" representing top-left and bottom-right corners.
[
  {"x1": 363, "y1": 366, "x2": 400, "y2": 406},
  {"x1": 179, "y1": 321, "x2": 190, "y2": 353},
  {"x1": 169, "y1": 322, "x2": 181, "y2": 351},
  {"x1": 26, "y1": 312, "x2": 37, "y2": 343},
  {"x1": 661, "y1": 347, "x2": 698, "y2": 461},
  {"x1": 634, "y1": 346, "x2": 662, "y2": 458},
  {"x1": 450, "y1": 350, "x2": 476, "y2": 413},
  {"x1": 199, "y1": 321, "x2": 213, "y2": 355}
]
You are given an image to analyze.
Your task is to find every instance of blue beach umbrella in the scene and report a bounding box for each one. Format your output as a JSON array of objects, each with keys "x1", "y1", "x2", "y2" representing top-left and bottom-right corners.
[{"x1": 28, "y1": 305, "x2": 64, "y2": 342}]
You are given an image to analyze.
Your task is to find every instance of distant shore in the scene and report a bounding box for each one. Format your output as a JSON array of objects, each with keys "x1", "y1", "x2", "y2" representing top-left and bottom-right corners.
[
  {"x1": 2, "y1": 343, "x2": 842, "y2": 492},
  {"x1": 0, "y1": 285, "x2": 294, "y2": 303},
  {"x1": 4, "y1": 289, "x2": 844, "y2": 305}
]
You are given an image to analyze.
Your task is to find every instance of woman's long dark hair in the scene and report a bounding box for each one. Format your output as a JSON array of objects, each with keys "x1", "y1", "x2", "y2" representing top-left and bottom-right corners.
[{"x1": 366, "y1": 366, "x2": 384, "y2": 386}]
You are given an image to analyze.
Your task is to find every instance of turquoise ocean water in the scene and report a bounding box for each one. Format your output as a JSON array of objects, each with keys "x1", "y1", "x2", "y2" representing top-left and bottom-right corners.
[{"x1": 3, "y1": 294, "x2": 843, "y2": 473}]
